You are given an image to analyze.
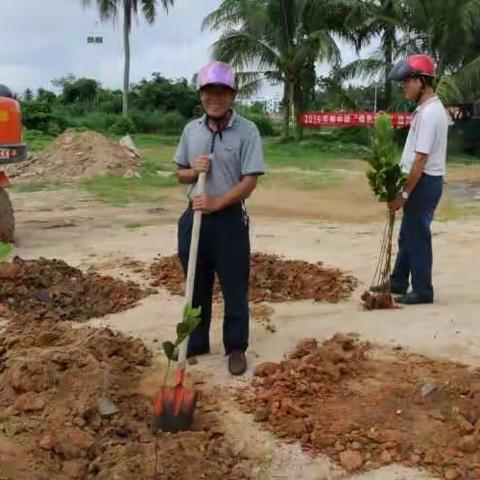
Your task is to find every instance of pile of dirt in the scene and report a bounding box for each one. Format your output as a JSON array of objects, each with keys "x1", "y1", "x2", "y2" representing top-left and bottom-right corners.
[
  {"x1": 0, "y1": 256, "x2": 146, "y2": 322},
  {"x1": 238, "y1": 335, "x2": 480, "y2": 479},
  {"x1": 150, "y1": 253, "x2": 357, "y2": 304},
  {"x1": 0, "y1": 320, "x2": 254, "y2": 479},
  {"x1": 13, "y1": 130, "x2": 140, "y2": 180}
]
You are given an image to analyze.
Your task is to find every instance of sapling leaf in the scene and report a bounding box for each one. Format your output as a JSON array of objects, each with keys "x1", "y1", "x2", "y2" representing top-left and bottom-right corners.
[
  {"x1": 183, "y1": 306, "x2": 202, "y2": 322},
  {"x1": 162, "y1": 307, "x2": 202, "y2": 361},
  {"x1": 162, "y1": 341, "x2": 178, "y2": 361},
  {"x1": 175, "y1": 324, "x2": 190, "y2": 345}
]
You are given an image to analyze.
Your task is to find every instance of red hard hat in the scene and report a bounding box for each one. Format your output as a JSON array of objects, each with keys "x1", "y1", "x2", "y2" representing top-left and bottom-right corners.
[{"x1": 388, "y1": 54, "x2": 436, "y2": 81}]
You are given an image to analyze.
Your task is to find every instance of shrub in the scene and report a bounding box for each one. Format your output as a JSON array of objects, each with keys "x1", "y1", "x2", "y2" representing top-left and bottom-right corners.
[
  {"x1": 161, "y1": 111, "x2": 188, "y2": 135},
  {"x1": 71, "y1": 113, "x2": 120, "y2": 133},
  {"x1": 109, "y1": 116, "x2": 137, "y2": 136},
  {"x1": 129, "y1": 110, "x2": 164, "y2": 133},
  {"x1": 241, "y1": 113, "x2": 275, "y2": 136}
]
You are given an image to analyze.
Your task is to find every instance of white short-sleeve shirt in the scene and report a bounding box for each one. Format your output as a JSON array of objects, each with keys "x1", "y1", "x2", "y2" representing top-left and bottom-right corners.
[{"x1": 400, "y1": 97, "x2": 449, "y2": 176}]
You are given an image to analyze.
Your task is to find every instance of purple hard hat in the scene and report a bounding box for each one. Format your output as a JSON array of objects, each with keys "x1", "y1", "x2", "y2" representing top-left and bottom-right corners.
[{"x1": 197, "y1": 61, "x2": 236, "y2": 91}]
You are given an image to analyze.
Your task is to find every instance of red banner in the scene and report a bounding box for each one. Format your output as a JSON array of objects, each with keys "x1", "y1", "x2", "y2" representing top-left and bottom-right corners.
[{"x1": 299, "y1": 111, "x2": 412, "y2": 128}]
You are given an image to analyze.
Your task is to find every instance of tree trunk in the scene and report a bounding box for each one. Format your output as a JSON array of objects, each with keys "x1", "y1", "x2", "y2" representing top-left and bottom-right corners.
[
  {"x1": 384, "y1": 31, "x2": 394, "y2": 110},
  {"x1": 290, "y1": 81, "x2": 296, "y2": 140},
  {"x1": 122, "y1": 0, "x2": 131, "y2": 118},
  {"x1": 294, "y1": 83, "x2": 303, "y2": 142},
  {"x1": 282, "y1": 81, "x2": 290, "y2": 138}
]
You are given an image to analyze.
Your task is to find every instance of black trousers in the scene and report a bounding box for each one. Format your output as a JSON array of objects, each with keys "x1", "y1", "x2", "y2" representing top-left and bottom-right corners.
[
  {"x1": 177, "y1": 203, "x2": 250, "y2": 357},
  {"x1": 391, "y1": 174, "x2": 443, "y2": 297}
]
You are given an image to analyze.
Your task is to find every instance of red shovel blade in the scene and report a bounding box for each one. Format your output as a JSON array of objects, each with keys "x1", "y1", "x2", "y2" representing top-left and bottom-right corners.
[{"x1": 151, "y1": 368, "x2": 198, "y2": 434}]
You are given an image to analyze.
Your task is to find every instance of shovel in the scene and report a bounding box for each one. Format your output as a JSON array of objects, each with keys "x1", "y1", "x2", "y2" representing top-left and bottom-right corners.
[{"x1": 151, "y1": 169, "x2": 207, "y2": 434}]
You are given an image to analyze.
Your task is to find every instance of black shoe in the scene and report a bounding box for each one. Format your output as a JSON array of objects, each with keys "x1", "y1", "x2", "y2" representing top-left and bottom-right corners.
[
  {"x1": 395, "y1": 292, "x2": 433, "y2": 305},
  {"x1": 228, "y1": 351, "x2": 247, "y2": 376},
  {"x1": 370, "y1": 282, "x2": 407, "y2": 296}
]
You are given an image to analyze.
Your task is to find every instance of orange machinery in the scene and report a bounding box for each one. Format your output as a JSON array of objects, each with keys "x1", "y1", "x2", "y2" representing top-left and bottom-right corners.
[{"x1": 0, "y1": 84, "x2": 27, "y2": 243}]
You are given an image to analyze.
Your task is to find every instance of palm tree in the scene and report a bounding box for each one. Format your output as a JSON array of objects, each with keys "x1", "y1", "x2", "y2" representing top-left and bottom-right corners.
[
  {"x1": 403, "y1": 0, "x2": 480, "y2": 104},
  {"x1": 339, "y1": 0, "x2": 480, "y2": 107},
  {"x1": 337, "y1": 0, "x2": 411, "y2": 110},
  {"x1": 82, "y1": 0, "x2": 175, "y2": 117},
  {"x1": 203, "y1": 0, "x2": 349, "y2": 139}
]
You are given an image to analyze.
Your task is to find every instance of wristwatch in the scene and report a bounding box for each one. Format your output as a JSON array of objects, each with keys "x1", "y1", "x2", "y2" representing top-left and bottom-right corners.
[{"x1": 400, "y1": 190, "x2": 409, "y2": 201}]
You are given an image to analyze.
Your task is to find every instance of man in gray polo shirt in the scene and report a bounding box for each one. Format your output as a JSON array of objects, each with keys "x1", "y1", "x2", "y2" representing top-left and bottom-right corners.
[{"x1": 174, "y1": 61, "x2": 264, "y2": 375}]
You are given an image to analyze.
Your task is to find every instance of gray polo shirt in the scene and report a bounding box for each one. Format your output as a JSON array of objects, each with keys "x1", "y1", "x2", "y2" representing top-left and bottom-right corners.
[{"x1": 174, "y1": 111, "x2": 265, "y2": 199}]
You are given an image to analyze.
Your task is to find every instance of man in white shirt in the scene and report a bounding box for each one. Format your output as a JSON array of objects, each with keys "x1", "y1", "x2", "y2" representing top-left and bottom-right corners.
[{"x1": 375, "y1": 54, "x2": 448, "y2": 304}]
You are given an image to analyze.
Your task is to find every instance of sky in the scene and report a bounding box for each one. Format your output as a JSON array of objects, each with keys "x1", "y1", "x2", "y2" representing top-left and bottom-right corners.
[{"x1": 2, "y1": 0, "x2": 363, "y2": 97}]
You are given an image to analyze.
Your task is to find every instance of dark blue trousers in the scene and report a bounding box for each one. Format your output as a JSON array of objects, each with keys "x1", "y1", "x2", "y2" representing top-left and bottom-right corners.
[
  {"x1": 391, "y1": 174, "x2": 443, "y2": 298},
  {"x1": 177, "y1": 203, "x2": 250, "y2": 357}
]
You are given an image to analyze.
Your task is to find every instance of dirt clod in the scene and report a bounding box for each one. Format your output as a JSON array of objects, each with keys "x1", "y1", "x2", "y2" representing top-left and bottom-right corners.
[
  {"x1": 62, "y1": 459, "x2": 89, "y2": 479},
  {"x1": 253, "y1": 407, "x2": 270, "y2": 422},
  {"x1": 379, "y1": 449, "x2": 393, "y2": 464},
  {"x1": 458, "y1": 434, "x2": 479, "y2": 453},
  {"x1": 14, "y1": 392, "x2": 46, "y2": 412},
  {"x1": 454, "y1": 412, "x2": 475, "y2": 434},
  {"x1": 444, "y1": 467, "x2": 461, "y2": 480},
  {"x1": 253, "y1": 362, "x2": 282, "y2": 378},
  {"x1": 361, "y1": 291, "x2": 396, "y2": 310},
  {"x1": 339, "y1": 449, "x2": 363, "y2": 471}
]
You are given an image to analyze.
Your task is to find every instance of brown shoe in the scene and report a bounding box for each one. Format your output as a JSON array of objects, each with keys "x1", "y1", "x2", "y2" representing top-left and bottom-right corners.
[{"x1": 228, "y1": 351, "x2": 247, "y2": 376}]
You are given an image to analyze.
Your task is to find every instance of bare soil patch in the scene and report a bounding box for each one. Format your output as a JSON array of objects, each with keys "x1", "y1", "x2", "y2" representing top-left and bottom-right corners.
[
  {"x1": 238, "y1": 334, "x2": 480, "y2": 479},
  {"x1": 0, "y1": 320, "x2": 254, "y2": 479},
  {"x1": 0, "y1": 256, "x2": 146, "y2": 322}
]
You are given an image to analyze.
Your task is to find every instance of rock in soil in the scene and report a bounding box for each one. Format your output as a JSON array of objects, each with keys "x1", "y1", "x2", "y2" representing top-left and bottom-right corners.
[
  {"x1": 150, "y1": 252, "x2": 357, "y2": 304},
  {"x1": 238, "y1": 334, "x2": 480, "y2": 479},
  {"x1": 420, "y1": 382, "x2": 437, "y2": 397},
  {"x1": 97, "y1": 398, "x2": 119, "y2": 418},
  {"x1": 0, "y1": 320, "x2": 254, "y2": 479},
  {"x1": 0, "y1": 256, "x2": 146, "y2": 322}
]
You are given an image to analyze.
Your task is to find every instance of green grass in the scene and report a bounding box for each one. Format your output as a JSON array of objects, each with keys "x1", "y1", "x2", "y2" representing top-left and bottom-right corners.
[
  {"x1": 133, "y1": 134, "x2": 180, "y2": 148},
  {"x1": 261, "y1": 170, "x2": 344, "y2": 190},
  {"x1": 10, "y1": 180, "x2": 68, "y2": 193},
  {"x1": 84, "y1": 134, "x2": 364, "y2": 203},
  {"x1": 125, "y1": 222, "x2": 143, "y2": 230},
  {"x1": 263, "y1": 138, "x2": 365, "y2": 171},
  {"x1": 447, "y1": 153, "x2": 480, "y2": 165},
  {"x1": 437, "y1": 200, "x2": 480, "y2": 221},
  {"x1": 0, "y1": 243, "x2": 13, "y2": 261},
  {"x1": 82, "y1": 173, "x2": 177, "y2": 207},
  {"x1": 23, "y1": 130, "x2": 55, "y2": 152},
  {"x1": 83, "y1": 135, "x2": 179, "y2": 206},
  {"x1": 18, "y1": 131, "x2": 480, "y2": 208}
]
